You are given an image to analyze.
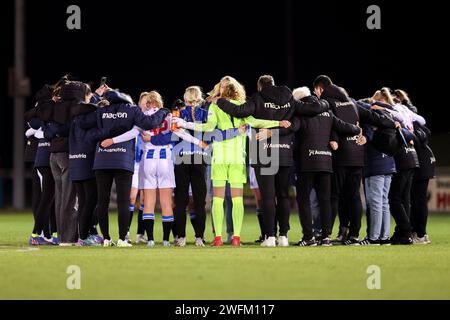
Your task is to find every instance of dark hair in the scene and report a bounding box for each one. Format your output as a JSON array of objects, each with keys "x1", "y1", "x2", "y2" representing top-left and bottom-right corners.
[
  {"x1": 52, "y1": 74, "x2": 71, "y2": 97},
  {"x1": 257, "y1": 75, "x2": 275, "y2": 90},
  {"x1": 172, "y1": 99, "x2": 184, "y2": 110},
  {"x1": 313, "y1": 75, "x2": 333, "y2": 89}
]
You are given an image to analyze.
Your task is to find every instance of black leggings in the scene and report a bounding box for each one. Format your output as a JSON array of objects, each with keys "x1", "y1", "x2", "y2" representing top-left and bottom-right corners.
[
  {"x1": 33, "y1": 167, "x2": 55, "y2": 238},
  {"x1": 174, "y1": 164, "x2": 207, "y2": 239},
  {"x1": 411, "y1": 178, "x2": 429, "y2": 238},
  {"x1": 74, "y1": 178, "x2": 98, "y2": 240},
  {"x1": 95, "y1": 169, "x2": 133, "y2": 241},
  {"x1": 255, "y1": 166, "x2": 291, "y2": 237},
  {"x1": 389, "y1": 169, "x2": 414, "y2": 238},
  {"x1": 297, "y1": 172, "x2": 331, "y2": 240},
  {"x1": 31, "y1": 167, "x2": 42, "y2": 234},
  {"x1": 331, "y1": 167, "x2": 363, "y2": 238}
]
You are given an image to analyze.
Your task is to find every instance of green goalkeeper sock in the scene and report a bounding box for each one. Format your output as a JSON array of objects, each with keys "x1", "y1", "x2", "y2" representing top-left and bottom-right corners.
[
  {"x1": 232, "y1": 197, "x2": 244, "y2": 237},
  {"x1": 212, "y1": 197, "x2": 225, "y2": 238}
]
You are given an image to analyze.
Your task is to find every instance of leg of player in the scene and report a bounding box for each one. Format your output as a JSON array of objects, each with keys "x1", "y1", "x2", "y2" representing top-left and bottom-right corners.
[
  {"x1": 128, "y1": 186, "x2": 139, "y2": 243},
  {"x1": 230, "y1": 186, "x2": 244, "y2": 247},
  {"x1": 211, "y1": 184, "x2": 226, "y2": 247},
  {"x1": 143, "y1": 188, "x2": 156, "y2": 247},
  {"x1": 191, "y1": 165, "x2": 207, "y2": 247},
  {"x1": 136, "y1": 193, "x2": 147, "y2": 244},
  {"x1": 114, "y1": 170, "x2": 133, "y2": 247},
  {"x1": 95, "y1": 170, "x2": 114, "y2": 246},
  {"x1": 160, "y1": 188, "x2": 174, "y2": 247}
]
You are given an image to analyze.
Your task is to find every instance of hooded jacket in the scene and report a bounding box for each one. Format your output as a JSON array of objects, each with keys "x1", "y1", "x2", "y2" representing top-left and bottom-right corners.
[
  {"x1": 69, "y1": 103, "x2": 128, "y2": 181},
  {"x1": 217, "y1": 85, "x2": 328, "y2": 167},
  {"x1": 24, "y1": 86, "x2": 55, "y2": 166},
  {"x1": 321, "y1": 84, "x2": 396, "y2": 167},
  {"x1": 413, "y1": 123, "x2": 436, "y2": 180},
  {"x1": 295, "y1": 96, "x2": 360, "y2": 173},
  {"x1": 358, "y1": 101, "x2": 397, "y2": 177},
  {"x1": 47, "y1": 81, "x2": 88, "y2": 153}
]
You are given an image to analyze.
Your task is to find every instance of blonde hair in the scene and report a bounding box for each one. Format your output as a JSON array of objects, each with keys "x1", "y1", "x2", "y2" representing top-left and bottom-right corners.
[
  {"x1": 208, "y1": 76, "x2": 246, "y2": 103},
  {"x1": 221, "y1": 82, "x2": 246, "y2": 102},
  {"x1": 139, "y1": 92, "x2": 150, "y2": 105},
  {"x1": 372, "y1": 88, "x2": 395, "y2": 105},
  {"x1": 184, "y1": 86, "x2": 204, "y2": 107},
  {"x1": 394, "y1": 89, "x2": 411, "y2": 104},
  {"x1": 145, "y1": 91, "x2": 164, "y2": 109}
]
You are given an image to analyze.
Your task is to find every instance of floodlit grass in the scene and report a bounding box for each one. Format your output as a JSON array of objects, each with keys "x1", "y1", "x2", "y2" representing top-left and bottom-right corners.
[{"x1": 0, "y1": 211, "x2": 449, "y2": 300}]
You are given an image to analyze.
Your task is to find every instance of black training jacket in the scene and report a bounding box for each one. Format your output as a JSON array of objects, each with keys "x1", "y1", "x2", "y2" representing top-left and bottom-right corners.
[
  {"x1": 413, "y1": 123, "x2": 436, "y2": 180},
  {"x1": 321, "y1": 84, "x2": 396, "y2": 167},
  {"x1": 217, "y1": 85, "x2": 329, "y2": 167},
  {"x1": 295, "y1": 106, "x2": 360, "y2": 173}
]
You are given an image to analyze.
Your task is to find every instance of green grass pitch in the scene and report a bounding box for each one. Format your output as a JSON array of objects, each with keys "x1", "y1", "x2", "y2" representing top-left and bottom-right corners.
[{"x1": 0, "y1": 211, "x2": 449, "y2": 300}]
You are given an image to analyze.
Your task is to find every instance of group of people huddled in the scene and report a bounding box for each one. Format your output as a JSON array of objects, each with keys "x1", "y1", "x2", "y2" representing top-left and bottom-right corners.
[{"x1": 23, "y1": 74, "x2": 435, "y2": 248}]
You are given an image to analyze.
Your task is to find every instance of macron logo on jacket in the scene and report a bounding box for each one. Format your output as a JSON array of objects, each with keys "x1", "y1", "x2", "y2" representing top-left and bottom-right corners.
[{"x1": 102, "y1": 112, "x2": 128, "y2": 119}]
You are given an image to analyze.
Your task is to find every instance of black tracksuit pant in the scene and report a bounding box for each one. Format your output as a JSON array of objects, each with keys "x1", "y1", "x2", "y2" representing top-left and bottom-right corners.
[
  {"x1": 74, "y1": 178, "x2": 98, "y2": 240},
  {"x1": 389, "y1": 169, "x2": 414, "y2": 238},
  {"x1": 297, "y1": 172, "x2": 332, "y2": 240},
  {"x1": 31, "y1": 167, "x2": 42, "y2": 235},
  {"x1": 255, "y1": 166, "x2": 291, "y2": 238},
  {"x1": 95, "y1": 169, "x2": 133, "y2": 241},
  {"x1": 33, "y1": 167, "x2": 55, "y2": 238},
  {"x1": 174, "y1": 164, "x2": 207, "y2": 239},
  {"x1": 410, "y1": 178, "x2": 429, "y2": 238},
  {"x1": 331, "y1": 166, "x2": 363, "y2": 239}
]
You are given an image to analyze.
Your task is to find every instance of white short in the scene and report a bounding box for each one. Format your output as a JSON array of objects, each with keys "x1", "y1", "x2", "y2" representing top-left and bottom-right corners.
[
  {"x1": 131, "y1": 162, "x2": 140, "y2": 189},
  {"x1": 139, "y1": 158, "x2": 176, "y2": 190},
  {"x1": 248, "y1": 166, "x2": 259, "y2": 190}
]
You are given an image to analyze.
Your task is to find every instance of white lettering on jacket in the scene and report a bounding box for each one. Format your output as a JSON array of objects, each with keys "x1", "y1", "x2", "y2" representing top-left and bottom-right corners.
[
  {"x1": 98, "y1": 147, "x2": 127, "y2": 153},
  {"x1": 263, "y1": 143, "x2": 290, "y2": 150},
  {"x1": 335, "y1": 102, "x2": 354, "y2": 108},
  {"x1": 405, "y1": 147, "x2": 416, "y2": 154},
  {"x1": 102, "y1": 112, "x2": 128, "y2": 119},
  {"x1": 38, "y1": 142, "x2": 51, "y2": 148},
  {"x1": 264, "y1": 102, "x2": 291, "y2": 110},
  {"x1": 69, "y1": 154, "x2": 87, "y2": 159},
  {"x1": 347, "y1": 136, "x2": 359, "y2": 141},
  {"x1": 308, "y1": 150, "x2": 332, "y2": 157}
]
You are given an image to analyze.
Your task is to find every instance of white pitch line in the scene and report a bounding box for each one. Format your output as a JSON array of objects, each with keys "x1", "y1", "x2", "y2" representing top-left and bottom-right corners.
[{"x1": 16, "y1": 248, "x2": 40, "y2": 252}]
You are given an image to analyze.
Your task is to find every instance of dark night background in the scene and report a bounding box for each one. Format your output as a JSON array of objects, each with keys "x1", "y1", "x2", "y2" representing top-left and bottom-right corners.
[{"x1": 0, "y1": 0, "x2": 448, "y2": 205}]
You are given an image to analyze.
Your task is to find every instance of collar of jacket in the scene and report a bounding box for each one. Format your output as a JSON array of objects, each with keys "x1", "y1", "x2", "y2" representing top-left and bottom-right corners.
[
  {"x1": 71, "y1": 102, "x2": 97, "y2": 118},
  {"x1": 104, "y1": 90, "x2": 134, "y2": 105},
  {"x1": 322, "y1": 84, "x2": 349, "y2": 101},
  {"x1": 36, "y1": 85, "x2": 53, "y2": 102},
  {"x1": 259, "y1": 85, "x2": 293, "y2": 105}
]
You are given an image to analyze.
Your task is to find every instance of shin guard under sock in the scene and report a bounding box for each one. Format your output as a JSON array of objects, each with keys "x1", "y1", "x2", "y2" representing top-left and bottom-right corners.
[
  {"x1": 232, "y1": 197, "x2": 244, "y2": 237},
  {"x1": 212, "y1": 197, "x2": 225, "y2": 238},
  {"x1": 142, "y1": 213, "x2": 155, "y2": 241},
  {"x1": 162, "y1": 216, "x2": 174, "y2": 241},
  {"x1": 137, "y1": 204, "x2": 144, "y2": 235}
]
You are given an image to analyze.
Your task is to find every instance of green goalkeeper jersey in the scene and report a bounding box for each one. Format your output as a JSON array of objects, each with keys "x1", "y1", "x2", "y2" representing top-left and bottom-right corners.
[{"x1": 194, "y1": 100, "x2": 280, "y2": 165}]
